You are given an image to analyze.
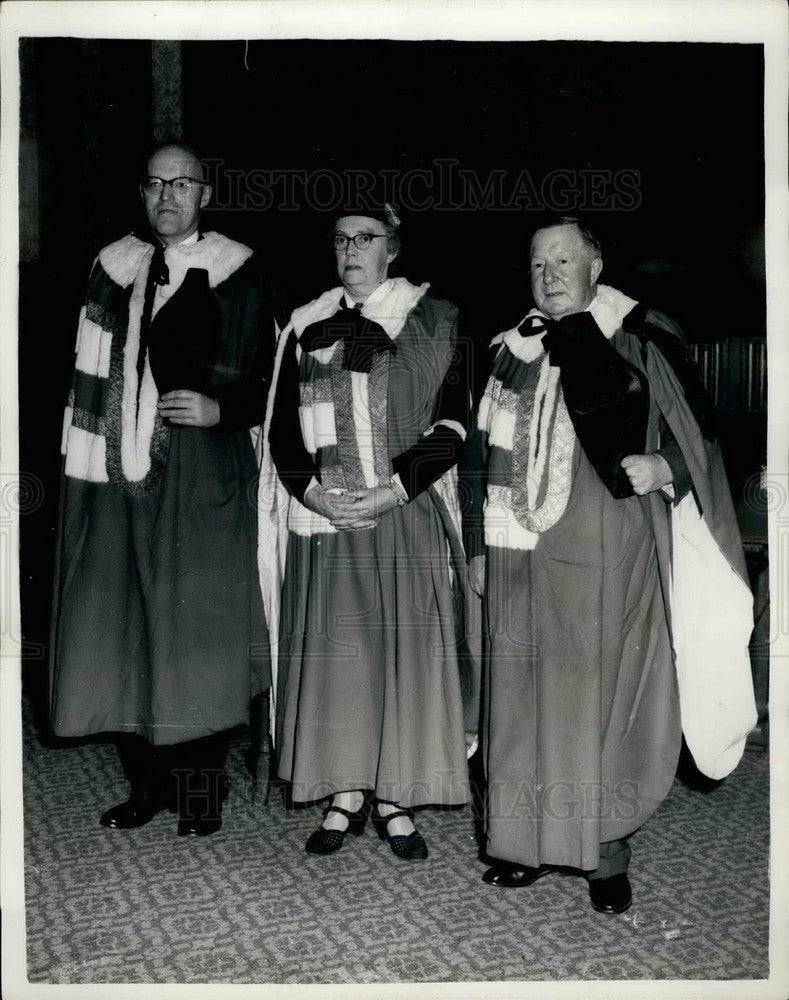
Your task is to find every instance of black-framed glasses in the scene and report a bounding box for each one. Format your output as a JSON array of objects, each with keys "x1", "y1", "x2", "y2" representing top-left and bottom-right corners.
[
  {"x1": 333, "y1": 233, "x2": 388, "y2": 251},
  {"x1": 141, "y1": 176, "x2": 208, "y2": 195}
]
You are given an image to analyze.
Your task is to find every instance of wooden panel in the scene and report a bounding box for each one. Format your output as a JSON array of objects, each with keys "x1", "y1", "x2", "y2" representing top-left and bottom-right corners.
[{"x1": 689, "y1": 338, "x2": 767, "y2": 413}]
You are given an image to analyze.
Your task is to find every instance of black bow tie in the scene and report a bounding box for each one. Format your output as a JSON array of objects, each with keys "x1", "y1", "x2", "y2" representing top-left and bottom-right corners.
[
  {"x1": 133, "y1": 230, "x2": 173, "y2": 286},
  {"x1": 149, "y1": 241, "x2": 170, "y2": 287},
  {"x1": 517, "y1": 313, "x2": 559, "y2": 365},
  {"x1": 300, "y1": 306, "x2": 396, "y2": 373},
  {"x1": 517, "y1": 315, "x2": 551, "y2": 338}
]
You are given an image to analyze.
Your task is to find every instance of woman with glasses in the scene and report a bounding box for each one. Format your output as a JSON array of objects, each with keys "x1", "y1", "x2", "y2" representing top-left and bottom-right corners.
[{"x1": 264, "y1": 205, "x2": 479, "y2": 860}]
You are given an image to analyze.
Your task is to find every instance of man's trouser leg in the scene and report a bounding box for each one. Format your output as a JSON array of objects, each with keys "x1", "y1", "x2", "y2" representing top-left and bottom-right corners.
[
  {"x1": 115, "y1": 733, "x2": 160, "y2": 804},
  {"x1": 587, "y1": 838, "x2": 631, "y2": 880},
  {"x1": 161, "y1": 733, "x2": 230, "y2": 823}
]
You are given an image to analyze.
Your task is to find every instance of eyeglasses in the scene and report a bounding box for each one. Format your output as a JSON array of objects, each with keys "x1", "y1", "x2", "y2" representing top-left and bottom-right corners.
[
  {"x1": 141, "y1": 176, "x2": 208, "y2": 195},
  {"x1": 333, "y1": 233, "x2": 388, "y2": 251}
]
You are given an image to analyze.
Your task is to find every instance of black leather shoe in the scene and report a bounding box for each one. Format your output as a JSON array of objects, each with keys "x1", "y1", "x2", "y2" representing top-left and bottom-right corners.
[
  {"x1": 588, "y1": 872, "x2": 632, "y2": 913},
  {"x1": 176, "y1": 775, "x2": 229, "y2": 837},
  {"x1": 177, "y1": 815, "x2": 223, "y2": 837},
  {"x1": 99, "y1": 796, "x2": 171, "y2": 830},
  {"x1": 482, "y1": 863, "x2": 554, "y2": 887}
]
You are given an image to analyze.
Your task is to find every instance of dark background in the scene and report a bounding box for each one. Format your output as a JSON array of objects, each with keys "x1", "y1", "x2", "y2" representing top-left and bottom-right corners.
[{"x1": 18, "y1": 37, "x2": 767, "y2": 685}]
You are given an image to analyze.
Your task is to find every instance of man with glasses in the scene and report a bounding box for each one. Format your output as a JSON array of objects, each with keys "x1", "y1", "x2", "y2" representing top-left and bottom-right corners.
[
  {"x1": 50, "y1": 143, "x2": 273, "y2": 836},
  {"x1": 264, "y1": 206, "x2": 480, "y2": 860}
]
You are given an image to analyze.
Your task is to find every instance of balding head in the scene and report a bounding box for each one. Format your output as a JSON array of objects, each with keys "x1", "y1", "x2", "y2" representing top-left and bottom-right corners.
[
  {"x1": 145, "y1": 143, "x2": 206, "y2": 182},
  {"x1": 141, "y1": 143, "x2": 211, "y2": 245}
]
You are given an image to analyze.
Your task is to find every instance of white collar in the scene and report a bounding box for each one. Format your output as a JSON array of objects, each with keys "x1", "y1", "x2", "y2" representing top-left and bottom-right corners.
[
  {"x1": 342, "y1": 277, "x2": 393, "y2": 309},
  {"x1": 162, "y1": 230, "x2": 200, "y2": 250}
]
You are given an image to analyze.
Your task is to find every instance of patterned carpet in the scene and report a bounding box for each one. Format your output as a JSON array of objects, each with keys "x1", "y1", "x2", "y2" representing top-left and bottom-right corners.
[{"x1": 21, "y1": 694, "x2": 770, "y2": 988}]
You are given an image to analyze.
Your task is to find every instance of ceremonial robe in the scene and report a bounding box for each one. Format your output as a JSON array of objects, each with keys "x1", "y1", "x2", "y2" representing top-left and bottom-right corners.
[
  {"x1": 50, "y1": 232, "x2": 272, "y2": 746},
  {"x1": 479, "y1": 285, "x2": 753, "y2": 871},
  {"x1": 267, "y1": 277, "x2": 480, "y2": 806}
]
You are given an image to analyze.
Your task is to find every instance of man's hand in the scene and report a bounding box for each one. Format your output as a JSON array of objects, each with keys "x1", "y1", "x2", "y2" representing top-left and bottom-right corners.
[
  {"x1": 468, "y1": 554, "x2": 485, "y2": 597},
  {"x1": 158, "y1": 390, "x2": 220, "y2": 427},
  {"x1": 620, "y1": 453, "x2": 673, "y2": 496}
]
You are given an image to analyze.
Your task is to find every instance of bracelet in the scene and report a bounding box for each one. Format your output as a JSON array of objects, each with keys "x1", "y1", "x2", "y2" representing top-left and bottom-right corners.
[{"x1": 386, "y1": 481, "x2": 407, "y2": 506}]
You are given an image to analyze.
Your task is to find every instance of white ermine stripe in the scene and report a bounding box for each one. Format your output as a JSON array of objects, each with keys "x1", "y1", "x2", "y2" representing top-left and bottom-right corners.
[
  {"x1": 119, "y1": 262, "x2": 157, "y2": 482},
  {"x1": 299, "y1": 401, "x2": 338, "y2": 455},
  {"x1": 313, "y1": 400, "x2": 338, "y2": 451},
  {"x1": 298, "y1": 406, "x2": 316, "y2": 456},
  {"x1": 484, "y1": 499, "x2": 539, "y2": 551},
  {"x1": 75, "y1": 316, "x2": 113, "y2": 379},
  {"x1": 61, "y1": 406, "x2": 73, "y2": 455},
  {"x1": 74, "y1": 306, "x2": 86, "y2": 353},
  {"x1": 477, "y1": 392, "x2": 493, "y2": 432},
  {"x1": 351, "y1": 371, "x2": 377, "y2": 488},
  {"x1": 64, "y1": 425, "x2": 108, "y2": 483},
  {"x1": 130, "y1": 361, "x2": 159, "y2": 480},
  {"x1": 488, "y1": 408, "x2": 517, "y2": 451}
]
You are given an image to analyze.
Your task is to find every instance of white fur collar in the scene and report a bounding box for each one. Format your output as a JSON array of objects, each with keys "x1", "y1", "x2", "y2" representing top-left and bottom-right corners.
[
  {"x1": 98, "y1": 236, "x2": 149, "y2": 288},
  {"x1": 588, "y1": 284, "x2": 639, "y2": 338},
  {"x1": 290, "y1": 287, "x2": 345, "y2": 337},
  {"x1": 497, "y1": 283, "x2": 639, "y2": 363},
  {"x1": 360, "y1": 277, "x2": 430, "y2": 341},
  {"x1": 99, "y1": 231, "x2": 253, "y2": 289},
  {"x1": 290, "y1": 277, "x2": 430, "y2": 343}
]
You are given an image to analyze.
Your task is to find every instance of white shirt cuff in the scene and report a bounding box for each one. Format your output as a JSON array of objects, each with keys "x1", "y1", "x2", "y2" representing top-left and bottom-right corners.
[{"x1": 389, "y1": 473, "x2": 409, "y2": 502}]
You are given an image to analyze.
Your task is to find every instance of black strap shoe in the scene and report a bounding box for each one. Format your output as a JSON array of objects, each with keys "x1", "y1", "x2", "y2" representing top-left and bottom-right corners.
[
  {"x1": 372, "y1": 806, "x2": 428, "y2": 860},
  {"x1": 588, "y1": 872, "x2": 632, "y2": 913},
  {"x1": 305, "y1": 798, "x2": 370, "y2": 855}
]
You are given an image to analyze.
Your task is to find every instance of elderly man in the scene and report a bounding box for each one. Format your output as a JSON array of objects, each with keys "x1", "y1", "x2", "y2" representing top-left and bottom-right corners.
[
  {"x1": 264, "y1": 205, "x2": 479, "y2": 859},
  {"x1": 474, "y1": 215, "x2": 754, "y2": 911},
  {"x1": 50, "y1": 143, "x2": 272, "y2": 836}
]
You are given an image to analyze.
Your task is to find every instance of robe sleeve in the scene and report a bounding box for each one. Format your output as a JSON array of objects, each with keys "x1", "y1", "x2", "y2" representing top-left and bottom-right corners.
[
  {"x1": 390, "y1": 310, "x2": 471, "y2": 500},
  {"x1": 212, "y1": 346, "x2": 271, "y2": 430},
  {"x1": 655, "y1": 421, "x2": 693, "y2": 504},
  {"x1": 458, "y1": 339, "x2": 496, "y2": 561},
  {"x1": 269, "y1": 330, "x2": 320, "y2": 504},
  {"x1": 636, "y1": 309, "x2": 707, "y2": 506},
  {"x1": 458, "y1": 425, "x2": 486, "y2": 560},
  {"x1": 211, "y1": 259, "x2": 276, "y2": 431}
]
